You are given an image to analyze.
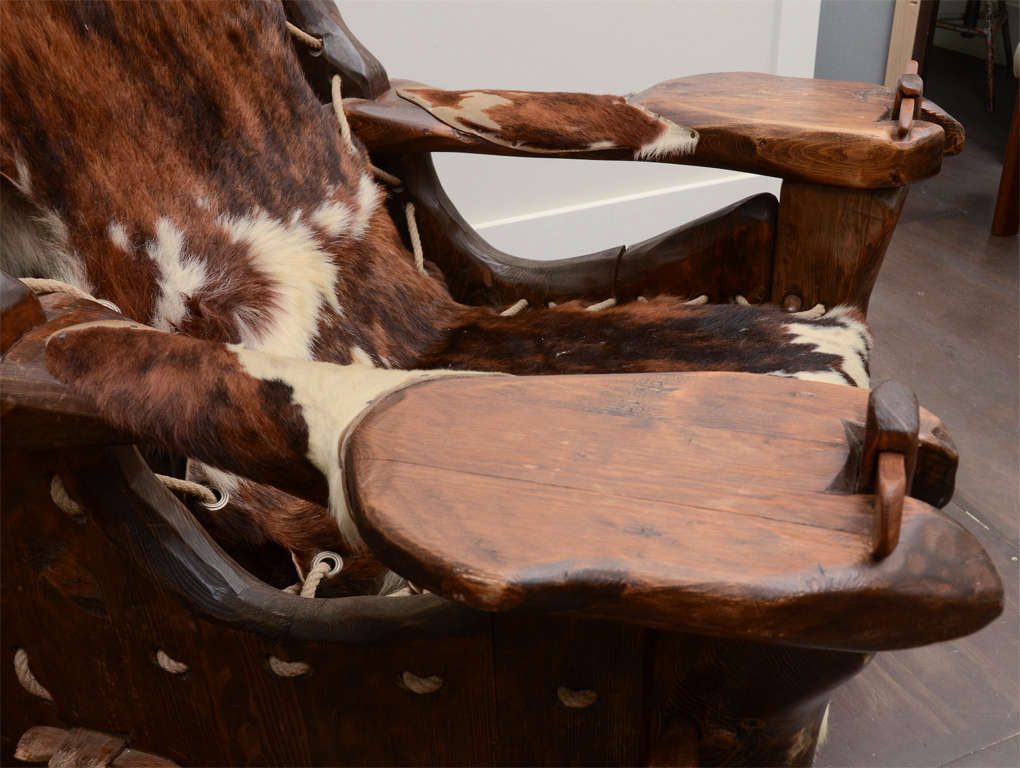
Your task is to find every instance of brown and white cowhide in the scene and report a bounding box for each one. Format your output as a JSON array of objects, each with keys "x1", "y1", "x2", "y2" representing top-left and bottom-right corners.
[{"x1": 1, "y1": 0, "x2": 871, "y2": 595}]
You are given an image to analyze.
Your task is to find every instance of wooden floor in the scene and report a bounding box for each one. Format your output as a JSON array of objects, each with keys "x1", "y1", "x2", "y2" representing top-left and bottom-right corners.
[{"x1": 815, "y1": 50, "x2": 1019, "y2": 768}]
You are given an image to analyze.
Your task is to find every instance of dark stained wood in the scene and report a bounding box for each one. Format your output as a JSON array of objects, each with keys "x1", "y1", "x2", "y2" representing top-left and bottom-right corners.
[
  {"x1": 8, "y1": 437, "x2": 891, "y2": 767},
  {"x1": 48, "y1": 728, "x2": 126, "y2": 768},
  {"x1": 347, "y1": 74, "x2": 962, "y2": 189},
  {"x1": 991, "y1": 85, "x2": 1019, "y2": 236},
  {"x1": 110, "y1": 748, "x2": 179, "y2": 767},
  {"x1": 614, "y1": 192, "x2": 777, "y2": 304},
  {"x1": 398, "y1": 154, "x2": 777, "y2": 307},
  {"x1": 647, "y1": 717, "x2": 699, "y2": 767},
  {"x1": 858, "y1": 379, "x2": 920, "y2": 496},
  {"x1": 873, "y1": 452, "x2": 906, "y2": 559},
  {"x1": 1, "y1": 272, "x2": 46, "y2": 355},
  {"x1": 893, "y1": 62, "x2": 922, "y2": 139},
  {"x1": 648, "y1": 633, "x2": 870, "y2": 767},
  {"x1": 490, "y1": 615, "x2": 647, "y2": 766},
  {"x1": 771, "y1": 182, "x2": 909, "y2": 312},
  {"x1": 344, "y1": 372, "x2": 1002, "y2": 651},
  {"x1": 920, "y1": 98, "x2": 966, "y2": 155},
  {"x1": 280, "y1": 0, "x2": 388, "y2": 101}
]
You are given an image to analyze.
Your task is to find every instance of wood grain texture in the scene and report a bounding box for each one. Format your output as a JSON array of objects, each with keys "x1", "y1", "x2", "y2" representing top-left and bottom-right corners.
[
  {"x1": 771, "y1": 182, "x2": 909, "y2": 312},
  {"x1": 873, "y1": 452, "x2": 906, "y2": 559},
  {"x1": 5, "y1": 441, "x2": 873, "y2": 766},
  {"x1": 858, "y1": 379, "x2": 919, "y2": 495},
  {"x1": 346, "y1": 74, "x2": 964, "y2": 188},
  {"x1": 48, "y1": 728, "x2": 126, "y2": 768},
  {"x1": 344, "y1": 372, "x2": 1002, "y2": 650},
  {"x1": 1, "y1": 272, "x2": 46, "y2": 355},
  {"x1": 13, "y1": 727, "x2": 66, "y2": 763}
]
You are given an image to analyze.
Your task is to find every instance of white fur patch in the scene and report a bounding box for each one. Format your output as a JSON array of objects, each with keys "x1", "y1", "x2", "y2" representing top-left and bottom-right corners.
[
  {"x1": 231, "y1": 346, "x2": 481, "y2": 544},
  {"x1": 108, "y1": 221, "x2": 130, "y2": 251},
  {"x1": 14, "y1": 155, "x2": 31, "y2": 196},
  {"x1": 351, "y1": 173, "x2": 381, "y2": 238},
  {"x1": 770, "y1": 304, "x2": 872, "y2": 388},
  {"x1": 634, "y1": 118, "x2": 700, "y2": 160},
  {"x1": 311, "y1": 198, "x2": 354, "y2": 238},
  {"x1": 427, "y1": 91, "x2": 513, "y2": 132},
  {"x1": 349, "y1": 345, "x2": 375, "y2": 367},
  {"x1": 220, "y1": 209, "x2": 342, "y2": 358},
  {"x1": 191, "y1": 463, "x2": 241, "y2": 498},
  {"x1": 147, "y1": 217, "x2": 207, "y2": 331}
]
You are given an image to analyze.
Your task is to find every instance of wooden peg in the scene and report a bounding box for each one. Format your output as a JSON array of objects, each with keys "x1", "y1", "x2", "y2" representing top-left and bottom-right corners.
[
  {"x1": 858, "y1": 380, "x2": 919, "y2": 495},
  {"x1": 873, "y1": 452, "x2": 907, "y2": 559},
  {"x1": 858, "y1": 380, "x2": 919, "y2": 559},
  {"x1": 894, "y1": 60, "x2": 923, "y2": 139}
]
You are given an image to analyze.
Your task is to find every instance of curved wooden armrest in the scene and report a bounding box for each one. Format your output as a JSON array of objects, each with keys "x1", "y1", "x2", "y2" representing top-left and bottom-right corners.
[
  {"x1": 345, "y1": 74, "x2": 964, "y2": 189},
  {"x1": 344, "y1": 372, "x2": 1000, "y2": 652},
  {"x1": 397, "y1": 153, "x2": 778, "y2": 307}
]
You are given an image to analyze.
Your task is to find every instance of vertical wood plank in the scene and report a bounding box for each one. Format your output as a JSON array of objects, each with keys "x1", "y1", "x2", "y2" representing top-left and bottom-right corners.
[
  {"x1": 491, "y1": 616, "x2": 647, "y2": 766},
  {"x1": 772, "y1": 182, "x2": 908, "y2": 313}
]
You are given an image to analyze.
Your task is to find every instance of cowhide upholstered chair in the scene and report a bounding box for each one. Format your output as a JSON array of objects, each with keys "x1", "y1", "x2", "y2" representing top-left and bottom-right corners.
[{"x1": 1, "y1": 2, "x2": 1000, "y2": 767}]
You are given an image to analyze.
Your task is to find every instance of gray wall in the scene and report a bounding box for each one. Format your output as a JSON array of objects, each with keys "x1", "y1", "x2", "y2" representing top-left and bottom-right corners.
[{"x1": 814, "y1": 0, "x2": 896, "y2": 83}]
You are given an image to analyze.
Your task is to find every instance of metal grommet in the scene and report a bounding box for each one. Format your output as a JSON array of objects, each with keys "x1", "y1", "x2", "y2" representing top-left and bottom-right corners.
[
  {"x1": 312, "y1": 550, "x2": 344, "y2": 577},
  {"x1": 201, "y1": 487, "x2": 230, "y2": 511}
]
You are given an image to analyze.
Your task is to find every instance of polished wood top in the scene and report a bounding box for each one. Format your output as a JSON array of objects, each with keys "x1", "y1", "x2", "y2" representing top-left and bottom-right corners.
[{"x1": 345, "y1": 372, "x2": 1000, "y2": 651}]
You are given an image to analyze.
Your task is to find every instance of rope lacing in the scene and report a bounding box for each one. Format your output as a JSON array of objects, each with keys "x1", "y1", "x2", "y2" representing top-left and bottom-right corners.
[
  {"x1": 13, "y1": 649, "x2": 53, "y2": 702},
  {"x1": 285, "y1": 21, "x2": 323, "y2": 51}
]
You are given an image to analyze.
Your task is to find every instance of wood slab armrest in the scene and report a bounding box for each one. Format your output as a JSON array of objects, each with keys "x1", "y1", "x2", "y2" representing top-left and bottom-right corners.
[
  {"x1": 344, "y1": 74, "x2": 964, "y2": 188},
  {"x1": 344, "y1": 372, "x2": 1000, "y2": 652}
]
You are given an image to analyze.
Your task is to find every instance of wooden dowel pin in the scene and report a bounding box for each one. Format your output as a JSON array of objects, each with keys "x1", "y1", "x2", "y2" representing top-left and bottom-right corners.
[{"x1": 858, "y1": 380, "x2": 919, "y2": 559}]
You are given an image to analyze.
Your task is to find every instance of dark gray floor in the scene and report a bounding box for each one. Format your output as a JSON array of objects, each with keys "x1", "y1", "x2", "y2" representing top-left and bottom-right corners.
[{"x1": 815, "y1": 50, "x2": 1019, "y2": 768}]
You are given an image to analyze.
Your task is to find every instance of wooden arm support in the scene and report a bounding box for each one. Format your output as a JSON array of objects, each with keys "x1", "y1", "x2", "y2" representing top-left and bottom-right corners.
[{"x1": 345, "y1": 74, "x2": 964, "y2": 189}]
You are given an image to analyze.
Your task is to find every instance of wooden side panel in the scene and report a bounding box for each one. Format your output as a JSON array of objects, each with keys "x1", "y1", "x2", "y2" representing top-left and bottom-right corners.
[
  {"x1": 0, "y1": 448, "x2": 499, "y2": 767},
  {"x1": 648, "y1": 633, "x2": 871, "y2": 767},
  {"x1": 490, "y1": 616, "x2": 648, "y2": 766},
  {"x1": 771, "y1": 182, "x2": 909, "y2": 313}
]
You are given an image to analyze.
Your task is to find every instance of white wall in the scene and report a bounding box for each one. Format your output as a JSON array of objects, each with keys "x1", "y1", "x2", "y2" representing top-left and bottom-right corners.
[{"x1": 340, "y1": 0, "x2": 820, "y2": 260}]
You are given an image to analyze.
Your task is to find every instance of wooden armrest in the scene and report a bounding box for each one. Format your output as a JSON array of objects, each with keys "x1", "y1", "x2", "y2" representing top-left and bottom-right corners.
[
  {"x1": 344, "y1": 74, "x2": 964, "y2": 189},
  {"x1": 399, "y1": 152, "x2": 778, "y2": 307},
  {"x1": 344, "y1": 372, "x2": 1000, "y2": 651}
]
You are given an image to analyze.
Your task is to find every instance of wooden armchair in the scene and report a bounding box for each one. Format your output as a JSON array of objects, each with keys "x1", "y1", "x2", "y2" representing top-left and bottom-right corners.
[
  {"x1": 294, "y1": 1, "x2": 965, "y2": 315},
  {"x1": 2, "y1": 4, "x2": 999, "y2": 768}
]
